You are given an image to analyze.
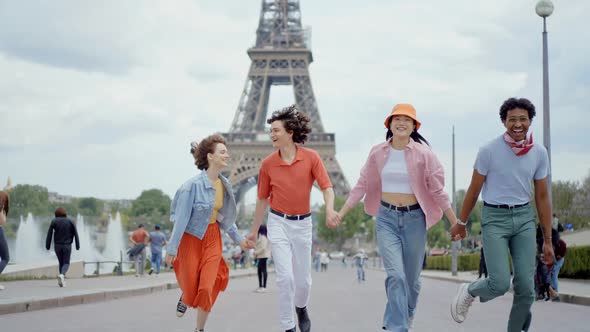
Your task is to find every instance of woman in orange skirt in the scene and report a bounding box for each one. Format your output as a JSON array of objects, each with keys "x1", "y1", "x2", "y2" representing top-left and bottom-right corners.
[{"x1": 166, "y1": 134, "x2": 253, "y2": 332}]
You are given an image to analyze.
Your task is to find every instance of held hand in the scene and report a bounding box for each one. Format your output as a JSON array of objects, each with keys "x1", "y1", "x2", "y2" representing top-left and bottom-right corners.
[
  {"x1": 240, "y1": 239, "x2": 255, "y2": 251},
  {"x1": 165, "y1": 254, "x2": 176, "y2": 267},
  {"x1": 542, "y1": 242, "x2": 556, "y2": 266},
  {"x1": 325, "y1": 208, "x2": 340, "y2": 229},
  {"x1": 449, "y1": 223, "x2": 466, "y2": 241}
]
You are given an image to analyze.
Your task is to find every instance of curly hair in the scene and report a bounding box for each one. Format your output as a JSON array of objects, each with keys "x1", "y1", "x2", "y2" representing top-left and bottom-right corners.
[
  {"x1": 195, "y1": 134, "x2": 226, "y2": 170},
  {"x1": 0, "y1": 191, "x2": 9, "y2": 216},
  {"x1": 55, "y1": 207, "x2": 67, "y2": 218},
  {"x1": 499, "y1": 97, "x2": 536, "y2": 122},
  {"x1": 266, "y1": 104, "x2": 311, "y2": 144}
]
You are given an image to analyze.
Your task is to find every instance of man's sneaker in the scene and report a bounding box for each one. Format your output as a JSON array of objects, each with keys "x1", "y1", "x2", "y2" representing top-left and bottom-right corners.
[
  {"x1": 296, "y1": 306, "x2": 311, "y2": 332},
  {"x1": 451, "y1": 283, "x2": 475, "y2": 323},
  {"x1": 176, "y1": 296, "x2": 187, "y2": 317},
  {"x1": 0, "y1": 284, "x2": 5, "y2": 290},
  {"x1": 148, "y1": 269, "x2": 154, "y2": 275},
  {"x1": 58, "y1": 274, "x2": 65, "y2": 288}
]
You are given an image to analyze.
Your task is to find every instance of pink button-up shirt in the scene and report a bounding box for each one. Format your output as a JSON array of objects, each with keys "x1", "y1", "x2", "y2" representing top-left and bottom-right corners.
[{"x1": 345, "y1": 139, "x2": 451, "y2": 229}]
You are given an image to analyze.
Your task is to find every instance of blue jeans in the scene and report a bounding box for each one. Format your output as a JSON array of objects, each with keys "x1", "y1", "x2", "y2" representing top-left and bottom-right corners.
[
  {"x1": 151, "y1": 251, "x2": 162, "y2": 274},
  {"x1": 376, "y1": 204, "x2": 426, "y2": 332},
  {"x1": 550, "y1": 257, "x2": 565, "y2": 292},
  {"x1": 356, "y1": 265, "x2": 365, "y2": 283}
]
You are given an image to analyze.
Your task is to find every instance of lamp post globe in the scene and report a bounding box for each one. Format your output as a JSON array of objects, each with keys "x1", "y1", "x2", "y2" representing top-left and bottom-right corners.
[{"x1": 536, "y1": 0, "x2": 554, "y2": 18}]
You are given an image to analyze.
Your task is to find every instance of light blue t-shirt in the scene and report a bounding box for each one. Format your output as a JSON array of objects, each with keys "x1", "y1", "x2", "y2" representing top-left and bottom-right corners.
[
  {"x1": 149, "y1": 231, "x2": 167, "y2": 254},
  {"x1": 474, "y1": 135, "x2": 549, "y2": 205}
]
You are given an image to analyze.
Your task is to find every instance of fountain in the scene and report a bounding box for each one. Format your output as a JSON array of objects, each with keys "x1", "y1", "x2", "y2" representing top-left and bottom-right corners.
[
  {"x1": 101, "y1": 212, "x2": 128, "y2": 273},
  {"x1": 14, "y1": 213, "x2": 51, "y2": 263},
  {"x1": 72, "y1": 214, "x2": 102, "y2": 274}
]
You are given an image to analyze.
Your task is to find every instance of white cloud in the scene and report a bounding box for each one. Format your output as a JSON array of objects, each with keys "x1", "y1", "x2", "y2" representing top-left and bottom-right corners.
[{"x1": 1, "y1": 0, "x2": 588, "y2": 204}]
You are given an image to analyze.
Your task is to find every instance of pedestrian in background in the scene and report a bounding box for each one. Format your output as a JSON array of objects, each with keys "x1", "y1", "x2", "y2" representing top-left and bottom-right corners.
[
  {"x1": 45, "y1": 207, "x2": 80, "y2": 287},
  {"x1": 254, "y1": 224, "x2": 271, "y2": 293},
  {"x1": 129, "y1": 224, "x2": 150, "y2": 277},
  {"x1": 149, "y1": 224, "x2": 167, "y2": 276},
  {"x1": 0, "y1": 191, "x2": 10, "y2": 291}
]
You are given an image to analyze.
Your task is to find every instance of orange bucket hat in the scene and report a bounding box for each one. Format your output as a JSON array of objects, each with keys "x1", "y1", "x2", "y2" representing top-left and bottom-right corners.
[{"x1": 383, "y1": 104, "x2": 421, "y2": 130}]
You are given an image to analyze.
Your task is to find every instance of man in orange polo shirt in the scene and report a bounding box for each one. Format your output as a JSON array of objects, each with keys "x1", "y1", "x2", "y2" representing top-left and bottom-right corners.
[{"x1": 247, "y1": 105, "x2": 339, "y2": 332}]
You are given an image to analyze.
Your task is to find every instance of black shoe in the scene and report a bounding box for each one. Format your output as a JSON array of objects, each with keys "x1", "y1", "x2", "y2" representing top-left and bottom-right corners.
[
  {"x1": 148, "y1": 269, "x2": 153, "y2": 275},
  {"x1": 285, "y1": 328, "x2": 296, "y2": 332},
  {"x1": 296, "y1": 306, "x2": 311, "y2": 332},
  {"x1": 176, "y1": 295, "x2": 187, "y2": 317}
]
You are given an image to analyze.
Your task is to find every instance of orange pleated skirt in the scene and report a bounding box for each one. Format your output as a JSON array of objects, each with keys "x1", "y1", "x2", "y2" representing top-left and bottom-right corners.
[{"x1": 173, "y1": 222, "x2": 229, "y2": 312}]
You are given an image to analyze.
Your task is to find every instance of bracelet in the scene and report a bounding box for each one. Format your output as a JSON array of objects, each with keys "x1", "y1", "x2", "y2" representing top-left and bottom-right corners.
[{"x1": 456, "y1": 219, "x2": 467, "y2": 226}]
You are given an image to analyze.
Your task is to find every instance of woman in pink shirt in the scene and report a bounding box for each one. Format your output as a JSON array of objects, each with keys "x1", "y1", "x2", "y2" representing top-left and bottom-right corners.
[{"x1": 337, "y1": 104, "x2": 459, "y2": 331}]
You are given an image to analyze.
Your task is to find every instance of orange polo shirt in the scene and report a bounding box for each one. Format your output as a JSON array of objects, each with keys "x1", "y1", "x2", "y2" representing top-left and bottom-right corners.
[{"x1": 258, "y1": 146, "x2": 333, "y2": 215}]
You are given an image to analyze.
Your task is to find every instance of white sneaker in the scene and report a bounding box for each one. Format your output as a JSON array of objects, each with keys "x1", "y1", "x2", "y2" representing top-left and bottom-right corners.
[
  {"x1": 451, "y1": 283, "x2": 475, "y2": 323},
  {"x1": 58, "y1": 274, "x2": 65, "y2": 288},
  {"x1": 0, "y1": 284, "x2": 5, "y2": 290}
]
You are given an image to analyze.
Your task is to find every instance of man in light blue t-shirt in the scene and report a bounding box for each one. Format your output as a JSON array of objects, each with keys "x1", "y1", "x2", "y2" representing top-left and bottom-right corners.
[
  {"x1": 450, "y1": 97, "x2": 555, "y2": 332},
  {"x1": 149, "y1": 224, "x2": 167, "y2": 276}
]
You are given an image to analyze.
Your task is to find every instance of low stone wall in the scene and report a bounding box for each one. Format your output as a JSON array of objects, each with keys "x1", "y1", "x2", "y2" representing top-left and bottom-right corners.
[{"x1": 2, "y1": 260, "x2": 84, "y2": 279}]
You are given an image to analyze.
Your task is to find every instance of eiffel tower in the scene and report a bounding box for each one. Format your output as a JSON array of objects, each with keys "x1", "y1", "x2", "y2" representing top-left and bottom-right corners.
[{"x1": 221, "y1": 0, "x2": 349, "y2": 204}]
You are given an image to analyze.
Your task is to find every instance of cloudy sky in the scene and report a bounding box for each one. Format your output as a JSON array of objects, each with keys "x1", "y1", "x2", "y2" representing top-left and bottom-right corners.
[{"x1": 1, "y1": 0, "x2": 588, "y2": 206}]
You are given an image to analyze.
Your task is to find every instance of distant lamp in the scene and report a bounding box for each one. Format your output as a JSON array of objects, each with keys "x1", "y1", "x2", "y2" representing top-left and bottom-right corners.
[{"x1": 535, "y1": 0, "x2": 554, "y2": 18}]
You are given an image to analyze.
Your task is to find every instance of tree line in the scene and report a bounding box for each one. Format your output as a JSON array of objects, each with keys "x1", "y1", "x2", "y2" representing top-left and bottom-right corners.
[{"x1": 2, "y1": 184, "x2": 172, "y2": 238}]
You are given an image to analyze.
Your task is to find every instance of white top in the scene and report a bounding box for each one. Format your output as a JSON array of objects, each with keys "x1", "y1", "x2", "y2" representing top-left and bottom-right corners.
[{"x1": 381, "y1": 147, "x2": 413, "y2": 194}]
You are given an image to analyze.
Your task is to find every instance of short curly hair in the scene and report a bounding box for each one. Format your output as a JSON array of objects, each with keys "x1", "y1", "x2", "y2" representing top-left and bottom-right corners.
[
  {"x1": 195, "y1": 134, "x2": 226, "y2": 170},
  {"x1": 266, "y1": 104, "x2": 311, "y2": 144},
  {"x1": 499, "y1": 98, "x2": 536, "y2": 122}
]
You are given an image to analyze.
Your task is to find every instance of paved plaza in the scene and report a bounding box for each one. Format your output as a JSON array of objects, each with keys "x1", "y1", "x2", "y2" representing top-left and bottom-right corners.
[{"x1": 1, "y1": 266, "x2": 589, "y2": 331}]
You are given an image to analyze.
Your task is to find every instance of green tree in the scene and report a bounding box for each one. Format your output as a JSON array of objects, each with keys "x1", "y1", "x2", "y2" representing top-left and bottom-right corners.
[
  {"x1": 316, "y1": 197, "x2": 372, "y2": 249},
  {"x1": 78, "y1": 197, "x2": 101, "y2": 216},
  {"x1": 8, "y1": 184, "x2": 50, "y2": 218},
  {"x1": 427, "y1": 221, "x2": 451, "y2": 249},
  {"x1": 131, "y1": 189, "x2": 171, "y2": 218}
]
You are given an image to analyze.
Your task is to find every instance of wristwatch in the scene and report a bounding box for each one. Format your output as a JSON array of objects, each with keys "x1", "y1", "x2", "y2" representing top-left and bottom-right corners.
[{"x1": 456, "y1": 219, "x2": 467, "y2": 226}]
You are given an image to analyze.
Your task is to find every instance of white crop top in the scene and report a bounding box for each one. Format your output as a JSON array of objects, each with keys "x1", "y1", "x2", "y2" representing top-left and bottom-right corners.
[{"x1": 381, "y1": 147, "x2": 413, "y2": 194}]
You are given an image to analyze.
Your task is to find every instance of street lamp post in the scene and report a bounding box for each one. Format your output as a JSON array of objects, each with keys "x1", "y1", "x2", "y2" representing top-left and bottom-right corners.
[
  {"x1": 536, "y1": 0, "x2": 554, "y2": 201},
  {"x1": 451, "y1": 126, "x2": 458, "y2": 276}
]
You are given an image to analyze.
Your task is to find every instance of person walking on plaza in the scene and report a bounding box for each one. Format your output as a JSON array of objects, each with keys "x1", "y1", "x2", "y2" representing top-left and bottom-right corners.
[
  {"x1": 247, "y1": 105, "x2": 339, "y2": 332},
  {"x1": 336, "y1": 103, "x2": 459, "y2": 331},
  {"x1": 166, "y1": 134, "x2": 253, "y2": 332},
  {"x1": 45, "y1": 207, "x2": 80, "y2": 288},
  {"x1": 352, "y1": 248, "x2": 368, "y2": 283},
  {"x1": 0, "y1": 191, "x2": 10, "y2": 291},
  {"x1": 450, "y1": 97, "x2": 555, "y2": 332},
  {"x1": 320, "y1": 249, "x2": 330, "y2": 272},
  {"x1": 254, "y1": 223, "x2": 271, "y2": 293},
  {"x1": 129, "y1": 224, "x2": 150, "y2": 277},
  {"x1": 148, "y1": 224, "x2": 167, "y2": 276},
  {"x1": 549, "y1": 237, "x2": 567, "y2": 301}
]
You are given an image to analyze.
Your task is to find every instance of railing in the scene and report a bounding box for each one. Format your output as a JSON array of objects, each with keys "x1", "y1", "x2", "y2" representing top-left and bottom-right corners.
[{"x1": 83, "y1": 250, "x2": 127, "y2": 276}]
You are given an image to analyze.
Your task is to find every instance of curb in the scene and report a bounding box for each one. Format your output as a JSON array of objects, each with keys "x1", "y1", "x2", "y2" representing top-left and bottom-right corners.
[{"x1": 0, "y1": 270, "x2": 258, "y2": 316}]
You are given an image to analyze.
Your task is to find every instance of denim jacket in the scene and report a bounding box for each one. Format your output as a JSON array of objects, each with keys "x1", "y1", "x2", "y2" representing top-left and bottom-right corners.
[{"x1": 166, "y1": 171, "x2": 243, "y2": 256}]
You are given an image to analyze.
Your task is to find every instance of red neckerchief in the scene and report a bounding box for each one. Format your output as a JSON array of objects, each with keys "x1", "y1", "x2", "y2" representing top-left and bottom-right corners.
[{"x1": 503, "y1": 132, "x2": 534, "y2": 156}]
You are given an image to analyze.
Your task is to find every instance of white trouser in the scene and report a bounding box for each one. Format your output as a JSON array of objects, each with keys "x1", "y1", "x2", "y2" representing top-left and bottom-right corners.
[{"x1": 267, "y1": 211, "x2": 313, "y2": 331}]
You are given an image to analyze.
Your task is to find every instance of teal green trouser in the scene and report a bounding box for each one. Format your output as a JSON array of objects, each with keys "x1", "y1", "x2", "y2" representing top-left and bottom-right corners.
[{"x1": 468, "y1": 205, "x2": 536, "y2": 332}]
